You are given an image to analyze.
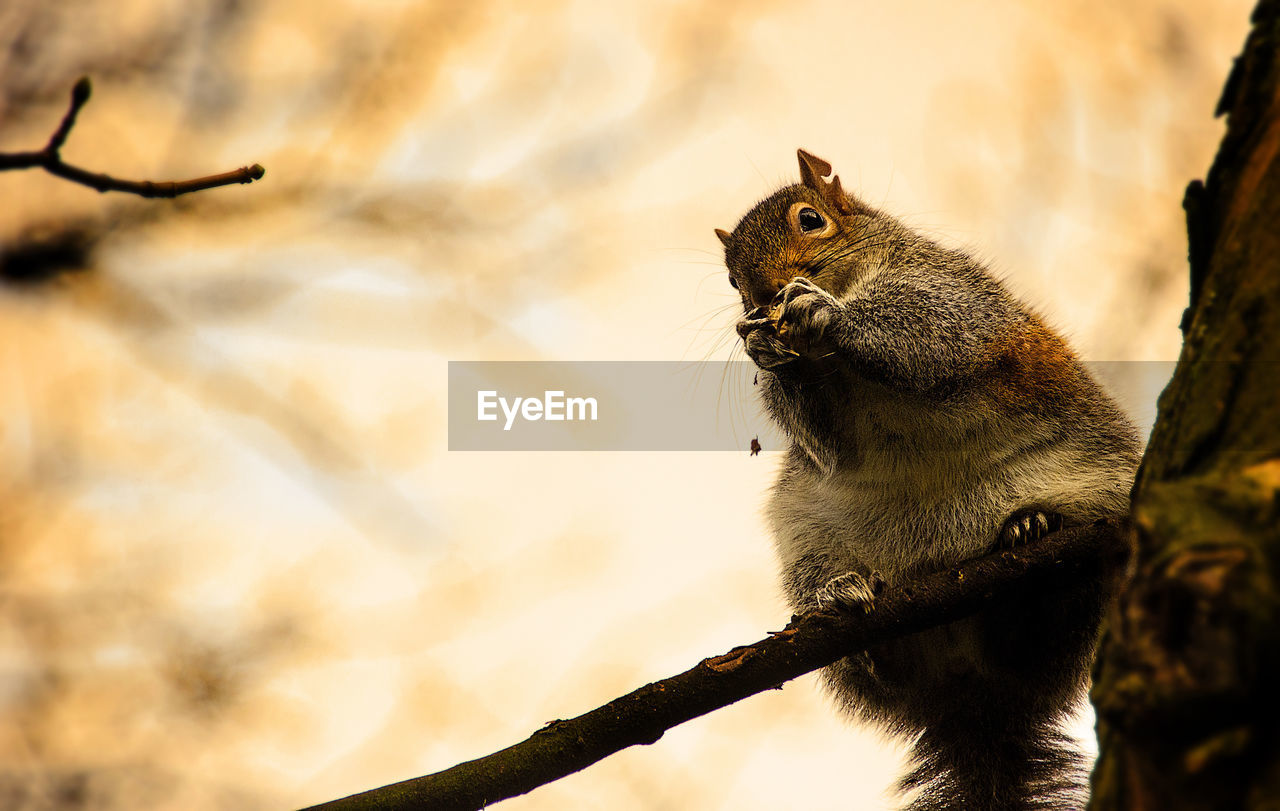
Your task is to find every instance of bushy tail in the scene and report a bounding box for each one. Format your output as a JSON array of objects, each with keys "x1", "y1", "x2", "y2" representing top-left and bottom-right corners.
[{"x1": 900, "y1": 710, "x2": 1088, "y2": 811}]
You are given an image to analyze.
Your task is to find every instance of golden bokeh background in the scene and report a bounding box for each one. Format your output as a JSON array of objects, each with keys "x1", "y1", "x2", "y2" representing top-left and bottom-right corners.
[{"x1": 0, "y1": 1, "x2": 1252, "y2": 808}]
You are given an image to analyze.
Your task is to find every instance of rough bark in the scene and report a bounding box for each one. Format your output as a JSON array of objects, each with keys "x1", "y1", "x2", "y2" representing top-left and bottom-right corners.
[{"x1": 1089, "y1": 1, "x2": 1280, "y2": 808}]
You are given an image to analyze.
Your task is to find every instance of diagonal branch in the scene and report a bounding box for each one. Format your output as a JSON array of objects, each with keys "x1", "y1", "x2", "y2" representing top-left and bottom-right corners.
[
  {"x1": 0, "y1": 76, "x2": 265, "y2": 198},
  {"x1": 300, "y1": 519, "x2": 1126, "y2": 811}
]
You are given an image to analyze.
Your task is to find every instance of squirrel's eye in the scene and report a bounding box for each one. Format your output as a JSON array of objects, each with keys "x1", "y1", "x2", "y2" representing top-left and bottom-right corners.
[
  {"x1": 728, "y1": 275, "x2": 739, "y2": 290},
  {"x1": 797, "y1": 207, "x2": 825, "y2": 232}
]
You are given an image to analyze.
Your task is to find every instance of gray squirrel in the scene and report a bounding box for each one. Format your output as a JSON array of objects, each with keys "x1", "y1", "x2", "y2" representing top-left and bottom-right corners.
[{"x1": 717, "y1": 150, "x2": 1141, "y2": 811}]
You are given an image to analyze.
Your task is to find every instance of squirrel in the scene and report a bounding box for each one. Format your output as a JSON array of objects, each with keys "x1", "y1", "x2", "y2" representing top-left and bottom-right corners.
[{"x1": 716, "y1": 150, "x2": 1141, "y2": 811}]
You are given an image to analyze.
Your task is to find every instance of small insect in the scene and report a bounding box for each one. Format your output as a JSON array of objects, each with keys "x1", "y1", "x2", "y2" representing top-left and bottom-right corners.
[
  {"x1": 753, "y1": 372, "x2": 758, "y2": 385},
  {"x1": 750, "y1": 437, "x2": 762, "y2": 456}
]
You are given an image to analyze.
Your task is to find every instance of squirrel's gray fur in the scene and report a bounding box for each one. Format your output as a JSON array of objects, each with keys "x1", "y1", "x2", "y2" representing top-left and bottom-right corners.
[{"x1": 719, "y1": 150, "x2": 1141, "y2": 811}]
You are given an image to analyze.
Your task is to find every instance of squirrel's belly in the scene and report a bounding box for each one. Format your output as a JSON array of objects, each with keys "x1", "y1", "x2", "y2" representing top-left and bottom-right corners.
[
  {"x1": 766, "y1": 466, "x2": 1011, "y2": 583},
  {"x1": 767, "y1": 433, "x2": 1123, "y2": 585}
]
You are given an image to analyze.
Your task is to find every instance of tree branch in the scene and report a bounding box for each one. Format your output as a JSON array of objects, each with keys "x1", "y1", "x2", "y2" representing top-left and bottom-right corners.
[
  {"x1": 0, "y1": 76, "x2": 265, "y2": 198},
  {"x1": 301, "y1": 519, "x2": 1125, "y2": 811}
]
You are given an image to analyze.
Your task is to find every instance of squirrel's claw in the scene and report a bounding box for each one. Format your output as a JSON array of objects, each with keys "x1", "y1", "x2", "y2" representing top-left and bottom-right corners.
[
  {"x1": 746, "y1": 331, "x2": 800, "y2": 368},
  {"x1": 738, "y1": 310, "x2": 799, "y2": 368},
  {"x1": 998, "y1": 509, "x2": 1063, "y2": 547},
  {"x1": 814, "y1": 570, "x2": 884, "y2": 614},
  {"x1": 771, "y1": 277, "x2": 844, "y2": 357},
  {"x1": 739, "y1": 277, "x2": 842, "y2": 368},
  {"x1": 774, "y1": 276, "x2": 827, "y2": 307},
  {"x1": 736, "y1": 313, "x2": 771, "y2": 340}
]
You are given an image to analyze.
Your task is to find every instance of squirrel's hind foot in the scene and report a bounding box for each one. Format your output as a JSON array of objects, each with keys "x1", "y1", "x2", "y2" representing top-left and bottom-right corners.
[
  {"x1": 998, "y1": 509, "x2": 1063, "y2": 548},
  {"x1": 814, "y1": 570, "x2": 885, "y2": 613}
]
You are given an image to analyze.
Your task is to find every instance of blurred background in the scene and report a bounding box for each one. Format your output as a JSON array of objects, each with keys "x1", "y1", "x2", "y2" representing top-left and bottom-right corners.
[{"x1": 0, "y1": 0, "x2": 1253, "y2": 808}]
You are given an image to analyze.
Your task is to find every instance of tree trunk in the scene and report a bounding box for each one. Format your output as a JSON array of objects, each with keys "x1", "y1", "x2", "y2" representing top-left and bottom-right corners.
[{"x1": 1089, "y1": 1, "x2": 1280, "y2": 808}]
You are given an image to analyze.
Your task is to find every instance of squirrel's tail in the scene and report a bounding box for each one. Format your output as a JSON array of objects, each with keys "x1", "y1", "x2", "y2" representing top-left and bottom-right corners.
[{"x1": 899, "y1": 706, "x2": 1087, "y2": 811}]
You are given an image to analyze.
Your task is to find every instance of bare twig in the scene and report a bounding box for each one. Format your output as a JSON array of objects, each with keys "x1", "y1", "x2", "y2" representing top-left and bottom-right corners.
[
  {"x1": 0, "y1": 77, "x2": 265, "y2": 198},
  {"x1": 300, "y1": 520, "x2": 1126, "y2": 811}
]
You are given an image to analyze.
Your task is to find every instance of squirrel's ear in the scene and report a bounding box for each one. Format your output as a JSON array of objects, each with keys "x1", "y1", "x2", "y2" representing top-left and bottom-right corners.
[
  {"x1": 798, "y1": 149, "x2": 855, "y2": 215},
  {"x1": 714, "y1": 228, "x2": 733, "y2": 247},
  {"x1": 829, "y1": 175, "x2": 855, "y2": 215},
  {"x1": 797, "y1": 149, "x2": 833, "y2": 191}
]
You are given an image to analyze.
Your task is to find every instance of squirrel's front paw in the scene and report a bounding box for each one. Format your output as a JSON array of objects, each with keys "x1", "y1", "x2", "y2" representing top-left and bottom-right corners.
[
  {"x1": 772, "y1": 277, "x2": 844, "y2": 357},
  {"x1": 737, "y1": 307, "x2": 800, "y2": 369},
  {"x1": 814, "y1": 570, "x2": 884, "y2": 614}
]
